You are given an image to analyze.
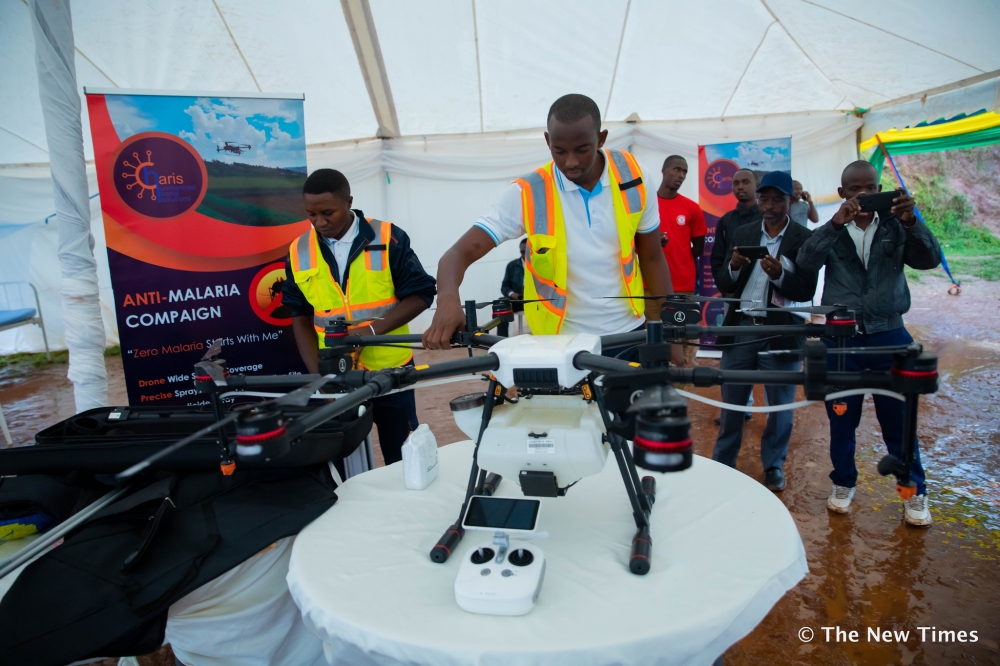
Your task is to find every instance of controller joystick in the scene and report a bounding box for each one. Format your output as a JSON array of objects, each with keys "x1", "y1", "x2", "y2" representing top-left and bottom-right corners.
[
  {"x1": 508, "y1": 548, "x2": 534, "y2": 566},
  {"x1": 470, "y1": 547, "x2": 495, "y2": 564}
]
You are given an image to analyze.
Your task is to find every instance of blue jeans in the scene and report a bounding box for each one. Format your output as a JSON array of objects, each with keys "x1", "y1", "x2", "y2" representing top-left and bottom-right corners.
[
  {"x1": 712, "y1": 322, "x2": 799, "y2": 472},
  {"x1": 824, "y1": 327, "x2": 926, "y2": 494}
]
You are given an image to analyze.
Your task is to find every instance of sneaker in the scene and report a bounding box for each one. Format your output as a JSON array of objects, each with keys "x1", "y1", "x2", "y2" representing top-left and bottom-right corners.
[
  {"x1": 827, "y1": 484, "x2": 855, "y2": 514},
  {"x1": 903, "y1": 494, "x2": 933, "y2": 527}
]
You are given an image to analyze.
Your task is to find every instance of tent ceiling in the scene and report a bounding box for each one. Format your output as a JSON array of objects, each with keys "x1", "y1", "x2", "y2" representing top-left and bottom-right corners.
[{"x1": 3, "y1": 0, "x2": 1000, "y2": 165}]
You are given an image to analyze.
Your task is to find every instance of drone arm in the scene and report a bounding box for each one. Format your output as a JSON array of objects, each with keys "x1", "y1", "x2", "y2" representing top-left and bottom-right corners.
[{"x1": 573, "y1": 352, "x2": 637, "y2": 375}]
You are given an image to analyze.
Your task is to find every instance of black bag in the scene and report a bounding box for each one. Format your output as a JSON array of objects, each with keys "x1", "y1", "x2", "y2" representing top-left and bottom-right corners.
[{"x1": 0, "y1": 466, "x2": 337, "y2": 665}]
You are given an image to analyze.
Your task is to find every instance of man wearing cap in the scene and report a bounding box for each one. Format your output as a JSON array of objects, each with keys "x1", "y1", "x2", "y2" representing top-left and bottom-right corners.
[{"x1": 712, "y1": 171, "x2": 818, "y2": 492}]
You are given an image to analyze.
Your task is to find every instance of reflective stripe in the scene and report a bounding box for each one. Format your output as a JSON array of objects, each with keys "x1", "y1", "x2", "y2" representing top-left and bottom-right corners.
[
  {"x1": 525, "y1": 265, "x2": 566, "y2": 312},
  {"x1": 295, "y1": 229, "x2": 315, "y2": 272},
  {"x1": 608, "y1": 150, "x2": 642, "y2": 214},
  {"x1": 519, "y1": 170, "x2": 549, "y2": 236},
  {"x1": 622, "y1": 248, "x2": 636, "y2": 278},
  {"x1": 366, "y1": 218, "x2": 386, "y2": 271}
]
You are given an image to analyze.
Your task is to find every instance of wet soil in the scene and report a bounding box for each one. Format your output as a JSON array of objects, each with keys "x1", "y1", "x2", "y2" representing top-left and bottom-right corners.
[{"x1": 1, "y1": 274, "x2": 997, "y2": 665}]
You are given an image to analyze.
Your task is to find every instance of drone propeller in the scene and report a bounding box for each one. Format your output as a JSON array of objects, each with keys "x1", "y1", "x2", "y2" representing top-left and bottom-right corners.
[
  {"x1": 600, "y1": 294, "x2": 744, "y2": 303},
  {"x1": 331, "y1": 317, "x2": 385, "y2": 325},
  {"x1": 474, "y1": 298, "x2": 553, "y2": 308},
  {"x1": 116, "y1": 374, "x2": 336, "y2": 482},
  {"x1": 202, "y1": 338, "x2": 224, "y2": 362},
  {"x1": 736, "y1": 305, "x2": 842, "y2": 315}
]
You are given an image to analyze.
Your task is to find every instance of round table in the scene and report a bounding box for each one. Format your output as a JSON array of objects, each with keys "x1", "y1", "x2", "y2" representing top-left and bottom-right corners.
[{"x1": 287, "y1": 441, "x2": 807, "y2": 666}]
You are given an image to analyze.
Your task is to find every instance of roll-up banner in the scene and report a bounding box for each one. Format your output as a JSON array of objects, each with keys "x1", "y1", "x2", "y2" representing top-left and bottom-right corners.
[
  {"x1": 697, "y1": 138, "x2": 791, "y2": 351},
  {"x1": 86, "y1": 90, "x2": 309, "y2": 406}
]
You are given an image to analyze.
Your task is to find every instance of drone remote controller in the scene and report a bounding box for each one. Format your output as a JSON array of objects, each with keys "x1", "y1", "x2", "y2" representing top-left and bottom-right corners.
[{"x1": 454, "y1": 535, "x2": 546, "y2": 616}]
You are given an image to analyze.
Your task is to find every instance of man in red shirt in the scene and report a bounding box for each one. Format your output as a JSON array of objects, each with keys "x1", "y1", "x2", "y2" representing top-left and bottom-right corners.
[{"x1": 657, "y1": 155, "x2": 706, "y2": 366}]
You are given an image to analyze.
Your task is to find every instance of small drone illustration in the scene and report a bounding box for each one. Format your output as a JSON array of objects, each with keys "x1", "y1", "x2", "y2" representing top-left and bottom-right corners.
[{"x1": 217, "y1": 141, "x2": 251, "y2": 155}]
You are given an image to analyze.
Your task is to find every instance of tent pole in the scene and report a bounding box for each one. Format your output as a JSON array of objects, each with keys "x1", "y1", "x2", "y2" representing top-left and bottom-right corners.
[
  {"x1": 875, "y1": 136, "x2": 961, "y2": 294},
  {"x1": 29, "y1": 0, "x2": 109, "y2": 410}
]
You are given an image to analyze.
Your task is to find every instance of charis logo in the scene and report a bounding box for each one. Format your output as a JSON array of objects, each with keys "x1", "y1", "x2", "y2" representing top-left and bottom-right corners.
[
  {"x1": 112, "y1": 132, "x2": 208, "y2": 218},
  {"x1": 703, "y1": 159, "x2": 740, "y2": 196}
]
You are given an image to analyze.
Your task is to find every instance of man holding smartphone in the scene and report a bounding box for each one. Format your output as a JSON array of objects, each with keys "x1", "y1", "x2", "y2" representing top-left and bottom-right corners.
[
  {"x1": 712, "y1": 171, "x2": 817, "y2": 492},
  {"x1": 796, "y1": 160, "x2": 942, "y2": 526}
]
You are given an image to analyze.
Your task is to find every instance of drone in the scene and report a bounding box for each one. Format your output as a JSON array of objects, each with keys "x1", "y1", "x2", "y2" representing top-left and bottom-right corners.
[
  {"x1": 88, "y1": 294, "x2": 935, "y2": 581},
  {"x1": 217, "y1": 141, "x2": 251, "y2": 155}
]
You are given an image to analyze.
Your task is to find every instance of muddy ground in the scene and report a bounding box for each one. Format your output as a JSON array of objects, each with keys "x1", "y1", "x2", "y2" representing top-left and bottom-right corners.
[{"x1": 1, "y1": 274, "x2": 997, "y2": 665}]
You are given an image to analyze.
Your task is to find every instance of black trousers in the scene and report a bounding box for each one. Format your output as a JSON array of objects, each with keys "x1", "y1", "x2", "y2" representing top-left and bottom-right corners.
[{"x1": 371, "y1": 389, "x2": 419, "y2": 465}]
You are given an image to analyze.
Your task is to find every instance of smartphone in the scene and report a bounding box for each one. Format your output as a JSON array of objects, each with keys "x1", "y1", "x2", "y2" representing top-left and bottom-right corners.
[
  {"x1": 738, "y1": 246, "x2": 769, "y2": 261},
  {"x1": 462, "y1": 496, "x2": 541, "y2": 533},
  {"x1": 858, "y1": 190, "x2": 901, "y2": 212}
]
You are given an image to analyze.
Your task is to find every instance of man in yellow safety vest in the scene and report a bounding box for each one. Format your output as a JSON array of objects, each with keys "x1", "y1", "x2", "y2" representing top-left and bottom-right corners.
[
  {"x1": 283, "y1": 169, "x2": 437, "y2": 464},
  {"x1": 423, "y1": 94, "x2": 675, "y2": 362}
]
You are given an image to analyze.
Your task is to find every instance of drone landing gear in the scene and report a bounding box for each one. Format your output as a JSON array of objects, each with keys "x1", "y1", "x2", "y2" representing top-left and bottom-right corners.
[
  {"x1": 591, "y1": 381, "x2": 657, "y2": 575},
  {"x1": 430, "y1": 377, "x2": 505, "y2": 563}
]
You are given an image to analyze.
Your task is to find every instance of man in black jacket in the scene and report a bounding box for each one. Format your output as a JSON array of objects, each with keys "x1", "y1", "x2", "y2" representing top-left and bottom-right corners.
[
  {"x1": 712, "y1": 171, "x2": 817, "y2": 492},
  {"x1": 710, "y1": 168, "x2": 761, "y2": 294},
  {"x1": 796, "y1": 160, "x2": 941, "y2": 526},
  {"x1": 282, "y1": 169, "x2": 437, "y2": 465},
  {"x1": 497, "y1": 238, "x2": 526, "y2": 336}
]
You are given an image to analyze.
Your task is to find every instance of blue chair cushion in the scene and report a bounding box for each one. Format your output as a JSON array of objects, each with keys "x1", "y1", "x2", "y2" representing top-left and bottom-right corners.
[{"x1": 0, "y1": 308, "x2": 37, "y2": 327}]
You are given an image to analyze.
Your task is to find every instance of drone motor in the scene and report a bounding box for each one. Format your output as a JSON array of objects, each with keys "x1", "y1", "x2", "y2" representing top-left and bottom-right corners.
[
  {"x1": 234, "y1": 404, "x2": 290, "y2": 461},
  {"x1": 630, "y1": 385, "x2": 693, "y2": 474}
]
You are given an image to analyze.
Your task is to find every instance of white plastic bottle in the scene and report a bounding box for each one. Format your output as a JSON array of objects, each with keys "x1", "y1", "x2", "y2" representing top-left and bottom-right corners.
[{"x1": 401, "y1": 424, "x2": 440, "y2": 489}]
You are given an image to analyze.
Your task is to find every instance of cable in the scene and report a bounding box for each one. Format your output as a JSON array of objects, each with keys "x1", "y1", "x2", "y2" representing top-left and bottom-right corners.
[{"x1": 672, "y1": 387, "x2": 904, "y2": 413}]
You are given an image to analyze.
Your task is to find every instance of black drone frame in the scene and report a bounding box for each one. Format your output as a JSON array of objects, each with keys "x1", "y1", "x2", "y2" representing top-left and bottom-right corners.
[{"x1": 112, "y1": 295, "x2": 938, "y2": 577}]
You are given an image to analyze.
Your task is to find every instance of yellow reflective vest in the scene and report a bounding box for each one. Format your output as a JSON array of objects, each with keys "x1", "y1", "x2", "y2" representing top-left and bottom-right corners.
[
  {"x1": 514, "y1": 149, "x2": 647, "y2": 335},
  {"x1": 288, "y1": 218, "x2": 412, "y2": 370}
]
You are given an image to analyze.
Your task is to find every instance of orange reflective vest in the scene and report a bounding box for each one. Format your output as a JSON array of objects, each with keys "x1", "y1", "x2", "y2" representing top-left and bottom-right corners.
[
  {"x1": 514, "y1": 149, "x2": 647, "y2": 335},
  {"x1": 288, "y1": 218, "x2": 412, "y2": 370}
]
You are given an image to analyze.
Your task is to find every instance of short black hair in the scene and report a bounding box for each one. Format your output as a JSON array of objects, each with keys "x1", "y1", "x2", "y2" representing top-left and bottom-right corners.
[
  {"x1": 663, "y1": 155, "x2": 687, "y2": 168},
  {"x1": 841, "y1": 160, "x2": 877, "y2": 184},
  {"x1": 519, "y1": 238, "x2": 527, "y2": 247},
  {"x1": 547, "y1": 94, "x2": 601, "y2": 132},
  {"x1": 792, "y1": 179, "x2": 802, "y2": 186},
  {"x1": 734, "y1": 168, "x2": 757, "y2": 183},
  {"x1": 303, "y1": 168, "x2": 350, "y2": 199}
]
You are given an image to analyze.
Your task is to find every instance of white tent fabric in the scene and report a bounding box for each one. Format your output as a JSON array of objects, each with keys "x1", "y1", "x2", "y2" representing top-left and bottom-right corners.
[
  {"x1": 27, "y1": 0, "x2": 108, "y2": 411},
  {"x1": 2, "y1": 0, "x2": 1000, "y2": 353}
]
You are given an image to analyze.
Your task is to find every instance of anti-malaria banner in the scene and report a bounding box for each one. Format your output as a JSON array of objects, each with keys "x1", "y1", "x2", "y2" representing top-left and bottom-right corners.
[
  {"x1": 697, "y1": 138, "x2": 791, "y2": 343},
  {"x1": 86, "y1": 91, "x2": 310, "y2": 406}
]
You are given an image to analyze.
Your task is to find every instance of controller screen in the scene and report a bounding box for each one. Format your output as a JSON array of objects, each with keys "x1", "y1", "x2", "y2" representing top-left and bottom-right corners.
[{"x1": 464, "y1": 497, "x2": 539, "y2": 531}]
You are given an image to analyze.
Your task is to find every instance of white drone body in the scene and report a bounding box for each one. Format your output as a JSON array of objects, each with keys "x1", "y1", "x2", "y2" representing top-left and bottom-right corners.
[{"x1": 452, "y1": 334, "x2": 611, "y2": 493}]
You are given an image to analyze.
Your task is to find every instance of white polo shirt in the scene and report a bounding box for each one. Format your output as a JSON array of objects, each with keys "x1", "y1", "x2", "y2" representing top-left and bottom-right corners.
[
  {"x1": 474, "y1": 156, "x2": 660, "y2": 336},
  {"x1": 319, "y1": 211, "x2": 358, "y2": 285}
]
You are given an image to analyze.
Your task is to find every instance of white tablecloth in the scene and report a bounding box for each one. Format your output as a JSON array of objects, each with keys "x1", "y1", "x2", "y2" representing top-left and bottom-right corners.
[{"x1": 287, "y1": 441, "x2": 807, "y2": 666}]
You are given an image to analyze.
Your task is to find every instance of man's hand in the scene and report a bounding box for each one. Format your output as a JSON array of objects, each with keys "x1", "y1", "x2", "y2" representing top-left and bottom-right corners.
[
  {"x1": 831, "y1": 197, "x2": 861, "y2": 228},
  {"x1": 801, "y1": 190, "x2": 812, "y2": 204},
  {"x1": 510, "y1": 292, "x2": 522, "y2": 300},
  {"x1": 730, "y1": 246, "x2": 751, "y2": 270},
  {"x1": 760, "y1": 254, "x2": 782, "y2": 279},
  {"x1": 891, "y1": 187, "x2": 916, "y2": 226},
  {"x1": 422, "y1": 296, "x2": 465, "y2": 349},
  {"x1": 660, "y1": 232, "x2": 669, "y2": 248}
]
